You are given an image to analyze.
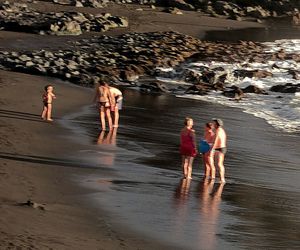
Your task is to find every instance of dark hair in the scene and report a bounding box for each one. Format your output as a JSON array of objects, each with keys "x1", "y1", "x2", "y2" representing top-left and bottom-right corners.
[
  {"x1": 213, "y1": 118, "x2": 223, "y2": 127},
  {"x1": 184, "y1": 117, "x2": 193, "y2": 126},
  {"x1": 44, "y1": 85, "x2": 52, "y2": 91},
  {"x1": 206, "y1": 122, "x2": 213, "y2": 129}
]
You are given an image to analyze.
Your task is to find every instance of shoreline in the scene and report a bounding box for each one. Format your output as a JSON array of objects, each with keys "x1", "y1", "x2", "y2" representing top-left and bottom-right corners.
[
  {"x1": 0, "y1": 70, "x2": 176, "y2": 249},
  {"x1": 0, "y1": 1, "x2": 299, "y2": 249}
]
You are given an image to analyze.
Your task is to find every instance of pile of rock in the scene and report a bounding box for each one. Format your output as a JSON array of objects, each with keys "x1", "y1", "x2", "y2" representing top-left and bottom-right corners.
[
  {"x1": 0, "y1": 2, "x2": 128, "y2": 35},
  {"x1": 0, "y1": 31, "x2": 298, "y2": 97},
  {"x1": 49, "y1": 0, "x2": 300, "y2": 22},
  {"x1": 0, "y1": 31, "x2": 203, "y2": 86}
]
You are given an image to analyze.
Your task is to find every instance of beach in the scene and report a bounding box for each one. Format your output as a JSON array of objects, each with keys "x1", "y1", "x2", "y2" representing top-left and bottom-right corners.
[{"x1": 0, "y1": 1, "x2": 300, "y2": 249}]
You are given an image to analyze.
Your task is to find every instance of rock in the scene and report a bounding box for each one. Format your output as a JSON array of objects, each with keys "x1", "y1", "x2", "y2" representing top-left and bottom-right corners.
[
  {"x1": 292, "y1": 11, "x2": 300, "y2": 25},
  {"x1": 242, "y1": 85, "x2": 268, "y2": 95},
  {"x1": 223, "y1": 85, "x2": 244, "y2": 100},
  {"x1": 121, "y1": 69, "x2": 139, "y2": 82},
  {"x1": 164, "y1": 7, "x2": 183, "y2": 15},
  {"x1": 185, "y1": 84, "x2": 210, "y2": 95},
  {"x1": 288, "y1": 69, "x2": 300, "y2": 80},
  {"x1": 234, "y1": 69, "x2": 272, "y2": 79},
  {"x1": 167, "y1": 0, "x2": 195, "y2": 11},
  {"x1": 140, "y1": 81, "x2": 170, "y2": 93},
  {"x1": 53, "y1": 0, "x2": 73, "y2": 5},
  {"x1": 270, "y1": 83, "x2": 300, "y2": 93}
]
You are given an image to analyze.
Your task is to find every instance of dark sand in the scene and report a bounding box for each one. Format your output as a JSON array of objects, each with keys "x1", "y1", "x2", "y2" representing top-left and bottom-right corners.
[{"x1": 0, "y1": 1, "x2": 268, "y2": 249}]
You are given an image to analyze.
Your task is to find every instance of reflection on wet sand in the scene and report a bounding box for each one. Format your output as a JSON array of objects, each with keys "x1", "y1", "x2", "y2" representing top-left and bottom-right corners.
[
  {"x1": 96, "y1": 128, "x2": 118, "y2": 166},
  {"x1": 198, "y1": 179, "x2": 225, "y2": 250},
  {"x1": 173, "y1": 178, "x2": 192, "y2": 240}
]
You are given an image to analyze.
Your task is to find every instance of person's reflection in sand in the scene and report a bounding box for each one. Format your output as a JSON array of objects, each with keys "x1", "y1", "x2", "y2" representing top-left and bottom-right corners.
[
  {"x1": 198, "y1": 179, "x2": 225, "y2": 250},
  {"x1": 96, "y1": 128, "x2": 118, "y2": 166},
  {"x1": 173, "y1": 178, "x2": 192, "y2": 238}
]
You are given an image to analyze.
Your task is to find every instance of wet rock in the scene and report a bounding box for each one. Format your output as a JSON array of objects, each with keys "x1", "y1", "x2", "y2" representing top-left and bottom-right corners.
[
  {"x1": 234, "y1": 69, "x2": 272, "y2": 79},
  {"x1": 185, "y1": 83, "x2": 210, "y2": 95},
  {"x1": 223, "y1": 85, "x2": 244, "y2": 100},
  {"x1": 242, "y1": 85, "x2": 268, "y2": 95},
  {"x1": 292, "y1": 11, "x2": 300, "y2": 25},
  {"x1": 140, "y1": 81, "x2": 170, "y2": 93},
  {"x1": 270, "y1": 83, "x2": 300, "y2": 93},
  {"x1": 166, "y1": 0, "x2": 195, "y2": 11},
  {"x1": 288, "y1": 69, "x2": 300, "y2": 80},
  {"x1": 164, "y1": 7, "x2": 183, "y2": 15}
]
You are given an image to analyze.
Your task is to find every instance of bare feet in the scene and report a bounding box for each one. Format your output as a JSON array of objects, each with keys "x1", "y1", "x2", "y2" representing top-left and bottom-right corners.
[{"x1": 46, "y1": 119, "x2": 53, "y2": 122}]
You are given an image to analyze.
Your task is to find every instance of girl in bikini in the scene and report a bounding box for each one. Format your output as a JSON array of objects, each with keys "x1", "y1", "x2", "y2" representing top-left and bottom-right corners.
[
  {"x1": 94, "y1": 80, "x2": 113, "y2": 131},
  {"x1": 41, "y1": 85, "x2": 56, "y2": 121}
]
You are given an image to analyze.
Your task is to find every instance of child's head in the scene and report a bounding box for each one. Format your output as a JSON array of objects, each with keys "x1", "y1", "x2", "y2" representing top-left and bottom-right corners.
[
  {"x1": 206, "y1": 122, "x2": 214, "y2": 130},
  {"x1": 184, "y1": 117, "x2": 193, "y2": 127},
  {"x1": 44, "y1": 85, "x2": 53, "y2": 92}
]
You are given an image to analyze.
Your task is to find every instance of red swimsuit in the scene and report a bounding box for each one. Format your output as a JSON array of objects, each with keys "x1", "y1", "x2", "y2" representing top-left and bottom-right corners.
[{"x1": 180, "y1": 130, "x2": 197, "y2": 157}]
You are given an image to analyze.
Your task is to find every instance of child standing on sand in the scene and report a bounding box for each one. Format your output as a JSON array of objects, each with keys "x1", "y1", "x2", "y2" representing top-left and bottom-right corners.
[{"x1": 41, "y1": 85, "x2": 56, "y2": 121}]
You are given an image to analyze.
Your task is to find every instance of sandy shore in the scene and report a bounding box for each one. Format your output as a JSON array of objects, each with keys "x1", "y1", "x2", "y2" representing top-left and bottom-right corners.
[
  {"x1": 0, "y1": 2, "x2": 266, "y2": 249},
  {"x1": 0, "y1": 70, "x2": 178, "y2": 249}
]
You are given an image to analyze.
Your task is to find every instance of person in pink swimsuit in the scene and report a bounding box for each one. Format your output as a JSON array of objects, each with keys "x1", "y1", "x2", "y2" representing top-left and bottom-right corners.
[
  {"x1": 180, "y1": 117, "x2": 197, "y2": 179},
  {"x1": 203, "y1": 122, "x2": 215, "y2": 179},
  {"x1": 211, "y1": 119, "x2": 227, "y2": 183}
]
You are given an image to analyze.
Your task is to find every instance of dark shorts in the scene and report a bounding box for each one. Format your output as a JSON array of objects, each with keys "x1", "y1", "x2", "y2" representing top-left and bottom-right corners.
[
  {"x1": 215, "y1": 147, "x2": 227, "y2": 154},
  {"x1": 98, "y1": 102, "x2": 109, "y2": 108},
  {"x1": 43, "y1": 102, "x2": 51, "y2": 107}
]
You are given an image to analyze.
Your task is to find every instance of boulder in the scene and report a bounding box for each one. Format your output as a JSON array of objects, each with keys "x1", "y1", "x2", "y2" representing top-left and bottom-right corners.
[
  {"x1": 242, "y1": 85, "x2": 268, "y2": 95},
  {"x1": 223, "y1": 85, "x2": 244, "y2": 100},
  {"x1": 270, "y1": 83, "x2": 300, "y2": 93},
  {"x1": 166, "y1": 0, "x2": 195, "y2": 11}
]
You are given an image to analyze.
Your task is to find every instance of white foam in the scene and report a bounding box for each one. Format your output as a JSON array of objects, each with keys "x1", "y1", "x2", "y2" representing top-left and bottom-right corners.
[{"x1": 159, "y1": 39, "x2": 300, "y2": 133}]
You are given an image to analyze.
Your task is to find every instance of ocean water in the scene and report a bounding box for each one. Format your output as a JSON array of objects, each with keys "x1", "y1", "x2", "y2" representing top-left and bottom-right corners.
[
  {"x1": 61, "y1": 88, "x2": 300, "y2": 250},
  {"x1": 155, "y1": 39, "x2": 300, "y2": 133}
]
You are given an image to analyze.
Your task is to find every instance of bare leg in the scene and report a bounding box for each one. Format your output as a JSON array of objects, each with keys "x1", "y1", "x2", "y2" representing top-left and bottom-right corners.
[
  {"x1": 208, "y1": 152, "x2": 215, "y2": 179},
  {"x1": 113, "y1": 108, "x2": 119, "y2": 127},
  {"x1": 203, "y1": 153, "x2": 211, "y2": 178},
  {"x1": 105, "y1": 108, "x2": 113, "y2": 130},
  {"x1": 46, "y1": 104, "x2": 53, "y2": 121},
  {"x1": 187, "y1": 156, "x2": 194, "y2": 179},
  {"x1": 181, "y1": 156, "x2": 188, "y2": 178},
  {"x1": 97, "y1": 131, "x2": 106, "y2": 144},
  {"x1": 216, "y1": 152, "x2": 226, "y2": 183},
  {"x1": 100, "y1": 107, "x2": 106, "y2": 130},
  {"x1": 41, "y1": 106, "x2": 47, "y2": 120}
]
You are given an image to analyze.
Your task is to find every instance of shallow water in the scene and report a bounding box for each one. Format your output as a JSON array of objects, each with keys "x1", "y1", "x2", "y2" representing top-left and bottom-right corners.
[{"x1": 61, "y1": 90, "x2": 300, "y2": 250}]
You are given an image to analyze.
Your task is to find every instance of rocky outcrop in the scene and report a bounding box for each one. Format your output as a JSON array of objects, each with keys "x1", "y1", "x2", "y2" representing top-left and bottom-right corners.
[
  {"x1": 270, "y1": 83, "x2": 300, "y2": 93},
  {"x1": 0, "y1": 30, "x2": 298, "y2": 99},
  {"x1": 49, "y1": 0, "x2": 300, "y2": 22},
  {"x1": 0, "y1": 2, "x2": 128, "y2": 35}
]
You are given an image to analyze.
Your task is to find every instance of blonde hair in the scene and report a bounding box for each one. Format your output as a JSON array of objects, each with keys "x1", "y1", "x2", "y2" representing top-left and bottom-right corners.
[{"x1": 184, "y1": 117, "x2": 193, "y2": 126}]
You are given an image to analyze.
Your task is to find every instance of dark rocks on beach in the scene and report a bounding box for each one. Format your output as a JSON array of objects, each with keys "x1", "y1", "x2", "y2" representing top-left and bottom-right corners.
[
  {"x1": 288, "y1": 69, "x2": 300, "y2": 80},
  {"x1": 242, "y1": 85, "x2": 268, "y2": 95},
  {"x1": 223, "y1": 85, "x2": 245, "y2": 100},
  {"x1": 0, "y1": 29, "x2": 298, "y2": 98},
  {"x1": 270, "y1": 83, "x2": 300, "y2": 93},
  {"x1": 0, "y1": 2, "x2": 128, "y2": 35},
  {"x1": 234, "y1": 69, "x2": 273, "y2": 79}
]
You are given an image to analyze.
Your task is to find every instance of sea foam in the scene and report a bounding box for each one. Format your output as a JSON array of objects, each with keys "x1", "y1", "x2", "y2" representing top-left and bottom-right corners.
[{"x1": 158, "y1": 39, "x2": 300, "y2": 133}]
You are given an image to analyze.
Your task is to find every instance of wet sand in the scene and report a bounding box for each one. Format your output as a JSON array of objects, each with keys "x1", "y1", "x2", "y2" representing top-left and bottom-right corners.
[
  {"x1": 67, "y1": 90, "x2": 300, "y2": 250},
  {"x1": 0, "y1": 1, "x2": 297, "y2": 249}
]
